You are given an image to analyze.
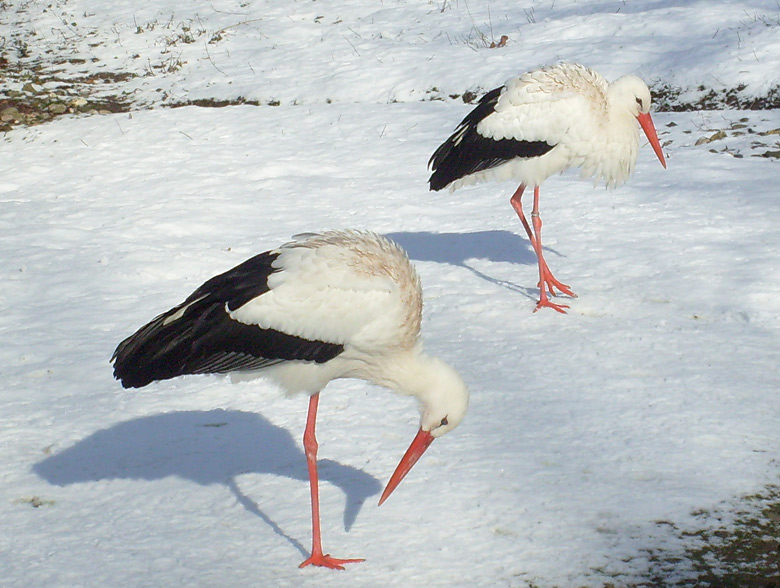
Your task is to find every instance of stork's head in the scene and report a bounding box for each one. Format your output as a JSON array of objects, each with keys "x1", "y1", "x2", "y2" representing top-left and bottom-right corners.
[
  {"x1": 610, "y1": 74, "x2": 667, "y2": 169},
  {"x1": 378, "y1": 354, "x2": 468, "y2": 505},
  {"x1": 417, "y1": 356, "x2": 469, "y2": 437}
]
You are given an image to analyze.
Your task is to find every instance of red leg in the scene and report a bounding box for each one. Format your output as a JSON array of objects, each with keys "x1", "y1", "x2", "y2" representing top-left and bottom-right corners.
[
  {"x1": 510, "y1": 185, "x2": 535, "y2": 246},
  {"x1": 298, "y1": 393, "x2": 364, "y2": 570},
  {"x1": 510, "y1": 185, "x2": 563, "y2": 291},
  {"x1": 510, "y1": 186, "x2": 575, "y2": 313}
]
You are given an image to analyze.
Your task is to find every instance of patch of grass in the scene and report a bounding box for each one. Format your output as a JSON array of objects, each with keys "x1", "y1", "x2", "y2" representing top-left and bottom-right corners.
[
  {"x1": 622, "y1": 485, "x2": 780, "y2": 587},
  {"x1": 680, "y1": 488, "x2": 780, "y2": 587},
  {"x1": 444, "y1": 0, "x2": 509, "y2": 51},
  {"x1": 168, "y1": 96, "x2": 263, "y2": 109}
]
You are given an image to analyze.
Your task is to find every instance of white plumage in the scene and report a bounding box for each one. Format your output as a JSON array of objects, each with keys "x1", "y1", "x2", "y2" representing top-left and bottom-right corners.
[
  {"x1": 429, "y1": 62, "x2": 667, "y2": 313},
  {"x1": 231, "y1": 231, "x2": 421, "y2": 374},
  {"x1": 112, "y1": 229, "x2": 468, "y2": 569}
]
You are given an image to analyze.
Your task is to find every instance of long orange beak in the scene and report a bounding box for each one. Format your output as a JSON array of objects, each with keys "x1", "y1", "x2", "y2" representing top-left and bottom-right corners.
[
  {"x1": 378, "y1": 428, "x2": 435, "y2": 506},
  {"x1": 637, "y1": 112, "x2": 667, "y2": 169}
]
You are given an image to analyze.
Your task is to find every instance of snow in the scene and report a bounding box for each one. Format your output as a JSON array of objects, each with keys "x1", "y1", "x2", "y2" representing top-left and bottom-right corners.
[{"x1": 2, "y1": 1, "x2": 780, "y2": 586}]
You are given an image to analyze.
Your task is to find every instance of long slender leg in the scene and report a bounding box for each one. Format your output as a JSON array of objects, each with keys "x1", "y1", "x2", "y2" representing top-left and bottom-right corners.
[
  {"x1": 529, "y1": 187, "x2": 569, "y2": 313},
  {"x1": 509, "y1": 185, "x2": 535, "y2": 246},
  {"x1": 510, "y1": 185, "x2": 576, "y2": 311},
  {"x1": 298, "y1": 393, "x2": 364, "y2": 570},
  {"x1": 510, "y1": 185, "x2": 570, "y2": 294}
]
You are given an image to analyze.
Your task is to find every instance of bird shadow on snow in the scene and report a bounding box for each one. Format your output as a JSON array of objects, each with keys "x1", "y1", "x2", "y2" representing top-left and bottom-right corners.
[
  {"x1": 385, "y1": 230, "x2": 561, "y2": 299},
  {"x1": 32, "y1": 409, "x2": 381, "y2": 558}
]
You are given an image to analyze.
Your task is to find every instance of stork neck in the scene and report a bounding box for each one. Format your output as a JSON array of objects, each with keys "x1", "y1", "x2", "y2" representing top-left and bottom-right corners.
[
  {"x1": 355, "y1": 347, "x2": 436, "y2": 398},
  {"x1": 354, "y1": 347, "x2": 468, "y2": 436}
]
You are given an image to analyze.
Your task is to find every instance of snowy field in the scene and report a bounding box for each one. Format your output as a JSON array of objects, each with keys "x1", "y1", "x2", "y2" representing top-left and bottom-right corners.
[{"x1": 2, "y1": 1, "x2": 780, "y2": 587}]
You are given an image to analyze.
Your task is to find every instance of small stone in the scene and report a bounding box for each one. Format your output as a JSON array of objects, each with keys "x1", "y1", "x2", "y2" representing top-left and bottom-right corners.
[
  {"x1": 22, "y1": 82, "x2": 43, "y2": 94},
  {"x1": 709, "y1": 130, "x2": 727, "y2": 141},
  {"x1": 48, "y1": 103, "x2": 67, "y2": 114},
  {"x1": 695, "y1": 130, "x2": 727, "y2": 146}
]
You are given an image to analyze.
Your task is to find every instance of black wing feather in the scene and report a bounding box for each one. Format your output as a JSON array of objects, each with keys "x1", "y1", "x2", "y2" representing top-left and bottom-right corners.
[
  {"x1": 428, "y1": 85, "x2": 555, "y2": 191},
  {"x1": 112, "y1": 250, "x2": 344, "y2": 389}
]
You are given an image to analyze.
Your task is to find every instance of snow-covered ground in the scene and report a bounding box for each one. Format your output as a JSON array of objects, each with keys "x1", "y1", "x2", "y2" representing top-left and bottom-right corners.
[
  {"x1": 2, "y1": 1, "x2": 779, "y2": 586},
  {"x1": 4, "y1": 0, "x2": 780, "y2": 109}
]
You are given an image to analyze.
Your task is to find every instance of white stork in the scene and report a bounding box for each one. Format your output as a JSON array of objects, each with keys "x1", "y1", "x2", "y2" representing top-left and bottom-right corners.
[
  {"x1": 111, "y1": 230, "x2": 468, "y2": 569},
  {"x1": 429, "y1": 62, "x2": 667, "y2": 313}
]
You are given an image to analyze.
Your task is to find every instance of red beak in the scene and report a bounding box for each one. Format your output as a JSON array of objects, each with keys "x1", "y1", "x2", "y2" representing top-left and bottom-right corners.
[
  {"x1": 378, "y1": 428, "x2": 435, "y2": 506},
  {"x1": 636, "y1": 112, "x2": 667, "y2": 169}
]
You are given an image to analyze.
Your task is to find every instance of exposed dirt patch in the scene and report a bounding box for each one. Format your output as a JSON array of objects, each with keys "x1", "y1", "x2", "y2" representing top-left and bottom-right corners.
[
  {"x1": 652, "y1": 84, "x2": 780, "y2": 112},
  {"x1": 603, "y1": 486, "x2": 780, "y2": 587},
  {"x1": 0, "y1": 56, "x2": 133, "y2": 132},
  {"x1": 168, "y1": 97, "x2": 263, "y2": 109}
]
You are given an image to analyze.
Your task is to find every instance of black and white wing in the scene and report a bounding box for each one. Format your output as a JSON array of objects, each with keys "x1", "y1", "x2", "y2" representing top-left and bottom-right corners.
[
  {"x1": 428, "y1": 85, "x2": 555, "y2": 191},
  {"x1": 112, "y1": 250, "x2": 344, "y2": 389}
]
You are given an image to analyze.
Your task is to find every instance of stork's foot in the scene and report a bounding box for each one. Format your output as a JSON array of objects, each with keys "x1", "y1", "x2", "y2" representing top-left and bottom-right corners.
[
  {"x1": 534, "y1": 265, "x2": 575, "y2": 313},
  {"x1": 538, "y1": 265, "x2": 576, "y2": 299},
  {"x1": 542, "y1": 277, "x2": 576, "y2": 299},
  {"x1": 534, "y1": 297, "x2": 570, "y2": 314},
  {"x1": 299, "y1": 552, "x2": 365, "y2": 570}
]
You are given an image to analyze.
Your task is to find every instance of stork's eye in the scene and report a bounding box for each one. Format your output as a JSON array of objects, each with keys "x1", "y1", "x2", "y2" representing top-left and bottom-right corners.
[
  {"x1": 635, "y1": 97, "x2": 644, "y2": 109},
  {"x1": 440, "y1": 416, "x2": 449, "y2": 427}
]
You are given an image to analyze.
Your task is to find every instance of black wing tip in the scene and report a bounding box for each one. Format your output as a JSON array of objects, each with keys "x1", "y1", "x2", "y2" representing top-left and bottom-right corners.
[
  {"x1": 428, "y1": 172, "x2": 451, "y2": 192},
  {"x1": 427, "y1": 86, "x2": 506, "y2": 192},
  {"x1": 428, "y1": 132, "x2": 462, "y2": 191},
  {"x1": 112, "y1": 366, "x2": 154, "y2": 389},
  {"x1": 111, "y1": 348, "x2": 167, "y2": 389},
  {"x1": 115, "y1": 376, "x2": 151, "y2": 389}
]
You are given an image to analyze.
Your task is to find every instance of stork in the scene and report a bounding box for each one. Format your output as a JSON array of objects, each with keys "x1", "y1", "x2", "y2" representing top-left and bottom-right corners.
[
  {"x1": 111, "y1": 230, "x2": 469, "y2": 569},
  {"x1": 429, "y1": 62, "x2": 667, "y2": 313}
]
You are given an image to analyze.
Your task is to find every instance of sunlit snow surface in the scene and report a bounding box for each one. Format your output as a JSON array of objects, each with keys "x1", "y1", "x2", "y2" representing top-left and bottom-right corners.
[{"x1": 2, "y1": 1, "x2": 779, "y2": 586}]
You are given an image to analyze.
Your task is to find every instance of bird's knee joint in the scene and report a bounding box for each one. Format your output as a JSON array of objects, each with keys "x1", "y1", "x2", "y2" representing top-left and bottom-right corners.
[{"x1": 303, "y1": 433, "x2": 318, "y2": 458}]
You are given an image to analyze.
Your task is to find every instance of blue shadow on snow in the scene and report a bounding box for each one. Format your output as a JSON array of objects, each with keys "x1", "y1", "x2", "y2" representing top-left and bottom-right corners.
[
  {"x1": 33, "y1": 409, "x2": 381, "y2": 558},
  {"x1": 385, "y1": 229, "x2": 556, "y2": 298}
]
